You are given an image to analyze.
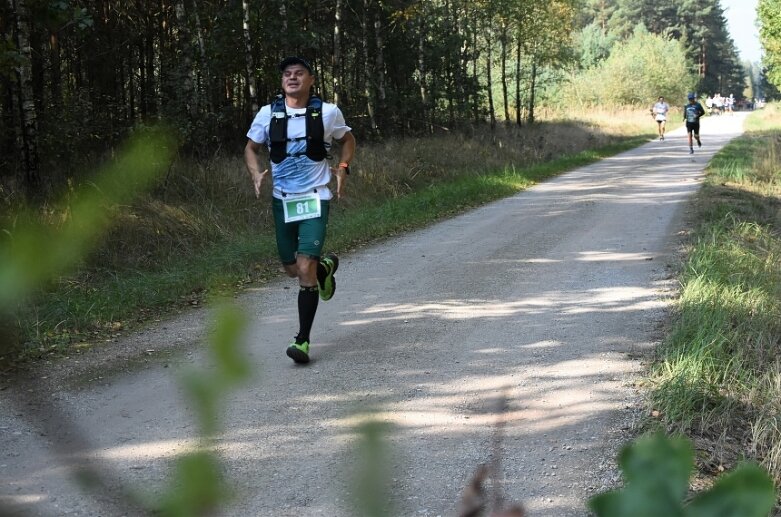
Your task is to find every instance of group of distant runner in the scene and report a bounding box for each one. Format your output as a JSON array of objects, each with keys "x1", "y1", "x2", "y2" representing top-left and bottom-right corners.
[
  {"x1": 704, "y1": 93, "x2": 735, "y2": 116},
  {"x1": 649, "y1": 93, "x2": 708, "y2": 155}
]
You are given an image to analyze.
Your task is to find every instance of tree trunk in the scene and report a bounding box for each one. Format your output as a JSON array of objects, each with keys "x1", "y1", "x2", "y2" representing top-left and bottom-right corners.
[
  {"x1": 527, "y1": 58, "x2": 537, "y2": 124},
  {"x1": 49, "y1": 31, "x2": 62, "y2": 109},
  {"x1": 9, "y1": 0, "x2": 40, "y2": 194},
  {"x1": 30, "y1": 23, "x2": 43, "y2": 114},
  {"x1": 500, "y1": 22, "x2": 510, "y2": 122},
  {"x1": 699, "y1": 37, "x2": 706, "y2": 79},
  {"x1": 155, "y1": 0, "x2": 166, "y2": 117},
  {"x1": 332, "y1": 0, "x2": 342, "y2": 105},
  {"x1": 515, "y1": 35, "x2": 522, "y2": 126},
  {"x1": 486, "y1": 25, "x2": 496, "y2": 129},
  {"x1": 145, "y1": 10, "x2": 155, "y2": 117},
  {"x1": 451, "y1": 1, "x2": 466, "y2": 119},
  {"x1": 127, "y1": 43, "x2": 135, "y2": 121},
  {"x1": 242, "y1": 0, "x2": 258, "y2": 115},
  {"x1": 361, "y1": 0, "x2": 378, "y2": 135},
  {"x1": 444, "y1": 0, "x2": 455, "y2": 125},
  {"x1": 191, "y1": 0, "x2": 211, "y2": 114},
  {"x1": 374, "y1": 8, "x2": 386, "y2": 121},
  {"x1": 472, "y1": 8, "x2": 479, "y2": 123},
  {"x1": 174, "y1": 0, "x2": 196, "y2": 118},
  {"x1": 2, "y1": 73, "x2": 15, "y2": 163},
  {"x1": 417, "y1": 13, "x2": 432, "y2": 133},
  {"x1": 279, "y1": 0, "x2": 288, "y2": 38}
]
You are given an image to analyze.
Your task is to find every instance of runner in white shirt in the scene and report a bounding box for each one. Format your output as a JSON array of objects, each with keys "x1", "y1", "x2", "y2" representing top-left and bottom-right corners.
[
  {"x1": 244, "y1": 56, "x2": 357, "y2": 364},
  {"x1": 651, "y1": 96, "x2": 670, "y2": 141}
]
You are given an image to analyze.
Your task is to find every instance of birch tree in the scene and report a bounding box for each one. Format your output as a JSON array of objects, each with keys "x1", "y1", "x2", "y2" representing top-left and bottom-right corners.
[
  {"x1": 8, "y1": 0, "x2": 39, "y2": 194},
  {"x1": 242, "y1": 0, "x2": 258, "y2": 115},
  {"x1": 332, "y1": 0, "x2": 343, "y2": 105}
]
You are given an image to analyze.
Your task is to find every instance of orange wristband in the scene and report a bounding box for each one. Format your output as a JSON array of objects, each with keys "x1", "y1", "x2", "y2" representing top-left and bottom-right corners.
[{"x1": 338, "y1": 162, "x2": 350, "y2": 174}]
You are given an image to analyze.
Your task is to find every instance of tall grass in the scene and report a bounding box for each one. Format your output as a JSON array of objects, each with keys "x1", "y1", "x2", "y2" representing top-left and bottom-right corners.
[
  {"x1": 650, "y1": 104, "x2": 781, "y2": 482},
  {"x1": 5, "y1": 112, "x2": 654, "y2": 356},
  {"x1": 546, "y1": 104, "x2": 684, "y2": 136}
]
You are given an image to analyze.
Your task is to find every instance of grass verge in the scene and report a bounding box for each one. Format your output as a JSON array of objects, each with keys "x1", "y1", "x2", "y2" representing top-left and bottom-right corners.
[{"x1": 649, "y1": 104, "x2": 781, "y2": 484}]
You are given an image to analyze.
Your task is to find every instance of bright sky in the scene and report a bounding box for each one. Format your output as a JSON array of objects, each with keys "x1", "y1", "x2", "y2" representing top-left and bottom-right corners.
[{"x1": 720, "y1": 0, "x2": 763, "y2": 62}]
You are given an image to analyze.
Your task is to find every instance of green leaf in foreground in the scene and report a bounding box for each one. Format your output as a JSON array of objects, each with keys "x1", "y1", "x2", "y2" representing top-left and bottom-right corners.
[
  {"x1": 351, "y1": 419, "x2": 394, "y2": 517},
  {"x1": 686, "y1": 464, "x2": 777, "y2": 517},
  {"x1": 589, "y1": 432, "x2": 691, "y2": 517},
  {"x1": 152, "y1": 302, "x2": 250, "y2": 514},
  {"x1": 0, "y1": 126, "x2": 176, "y2": 315},
  {"x1": 154, "y1": 451, "x2": 228, "y2": 517},
  {"x1": 207, "y1": 303, "x2": 252, "y2": 383},
  {"x1": 588, "y1": 433, "x2": 776, "y2": 517},
  {"x1": 180, "y1": 302, "x2": 251, "y2": 436}
]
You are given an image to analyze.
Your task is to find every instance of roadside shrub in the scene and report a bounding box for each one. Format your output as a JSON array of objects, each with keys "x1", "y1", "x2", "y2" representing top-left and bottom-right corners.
[{"x1": 564, "y1": 25, "x2": 695, "y2": 107}]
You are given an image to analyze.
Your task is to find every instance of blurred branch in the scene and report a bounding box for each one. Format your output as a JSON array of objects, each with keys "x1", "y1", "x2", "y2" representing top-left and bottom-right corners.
[{"x1": 457, "y1": 389, "x2": 525, "y2": 517}]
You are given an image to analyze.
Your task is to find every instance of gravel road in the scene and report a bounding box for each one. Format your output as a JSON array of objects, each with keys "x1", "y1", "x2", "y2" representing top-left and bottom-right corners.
[{"x1": 0, "y1": 113, "x2": 748, "y2": 516}]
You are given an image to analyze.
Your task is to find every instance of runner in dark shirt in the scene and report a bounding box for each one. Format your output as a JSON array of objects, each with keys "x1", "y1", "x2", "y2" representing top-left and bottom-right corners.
[{"x1": 683, "y1": 93, "x2": 705, "y2": 155}]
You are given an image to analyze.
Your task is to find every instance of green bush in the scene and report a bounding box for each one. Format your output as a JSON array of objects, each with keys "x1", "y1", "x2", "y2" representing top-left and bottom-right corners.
[
  {"x1": 589, "y1": 433, "x2": 776, "y2": 517},
  {"x1": 565, "y1": 25, "x2": 695, "y2": 107}
]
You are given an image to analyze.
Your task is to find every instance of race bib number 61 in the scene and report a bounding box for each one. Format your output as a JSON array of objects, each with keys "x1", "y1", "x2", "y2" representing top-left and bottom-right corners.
[{"x1": 282, "y1": 192, "x2": 321, "y2": 223}]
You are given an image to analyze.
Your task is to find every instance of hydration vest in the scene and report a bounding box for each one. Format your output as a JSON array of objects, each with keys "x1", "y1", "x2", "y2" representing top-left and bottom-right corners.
[{"x1": 268, "y1": 94, "x2": 327, "y2": 164}]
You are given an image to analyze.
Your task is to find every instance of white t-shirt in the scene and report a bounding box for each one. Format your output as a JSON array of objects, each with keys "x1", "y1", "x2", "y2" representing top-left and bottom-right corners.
[
  {"x1": 247, "y1": 100, "x2": 351, "y2": 200},
  {"x1": 653, "y1": 101, "x2": 669, "y2": 121}
]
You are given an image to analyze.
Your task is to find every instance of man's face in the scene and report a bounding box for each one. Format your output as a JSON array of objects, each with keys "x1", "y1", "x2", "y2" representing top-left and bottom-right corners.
[
  {"x1": 282, "y1": 65, "x2": 315, "y2": 96},
  {"x1": 659, "y1": 97, "x2": 664, "y2": 102}
]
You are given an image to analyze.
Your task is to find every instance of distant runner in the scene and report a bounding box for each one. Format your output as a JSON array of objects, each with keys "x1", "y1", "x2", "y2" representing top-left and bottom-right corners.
[
  {"x1": 651, "y1": 96, "x2": 670, "y2": 141},
  {"x1": 683, "y1": 93, "x2": 705, "y2": 155}
]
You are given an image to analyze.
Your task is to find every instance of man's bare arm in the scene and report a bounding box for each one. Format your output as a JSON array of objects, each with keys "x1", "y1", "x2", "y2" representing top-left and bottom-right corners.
[
  {"x1": 244, "y1": 139, "x2": 269, "y2": 199},
  {"x1": 333, "y1": 132, "x2": 356, "y2": 200}
]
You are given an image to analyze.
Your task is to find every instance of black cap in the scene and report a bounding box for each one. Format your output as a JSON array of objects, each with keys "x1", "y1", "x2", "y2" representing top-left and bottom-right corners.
[{"x1": 279, "y1": 56, "x2": 313, "y2": 74}]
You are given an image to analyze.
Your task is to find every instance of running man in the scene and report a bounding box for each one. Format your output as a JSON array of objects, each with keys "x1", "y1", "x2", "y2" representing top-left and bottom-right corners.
[
  {"x1": 683, "y1": 92, "x2": 705, "y2": 155},
  {"x1": 244, "y1": 56, "x2": 357, "y2": 364},
  {"x1": 651, "y1": 96, "x2": 670, "y2": 140}
]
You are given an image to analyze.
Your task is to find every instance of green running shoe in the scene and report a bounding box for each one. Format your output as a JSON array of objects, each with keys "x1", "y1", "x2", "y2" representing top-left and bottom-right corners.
[
  {"x1": 286, "y1": 340, "x2": 310, "y2": 364},
  {"x1": 317, "y1": 252, "x2": 339, "y2": 301}
]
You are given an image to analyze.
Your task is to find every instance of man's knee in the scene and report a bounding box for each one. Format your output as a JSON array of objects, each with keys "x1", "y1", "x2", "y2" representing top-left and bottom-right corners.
[{"x1": 295, "y1": 255, "x2": 318, "y2": 282}]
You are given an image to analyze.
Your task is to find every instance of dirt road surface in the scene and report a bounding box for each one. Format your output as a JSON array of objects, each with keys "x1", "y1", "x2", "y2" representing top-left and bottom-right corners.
[{"x1": 1, "y1": 113, "x2": 748, "y2": 516}]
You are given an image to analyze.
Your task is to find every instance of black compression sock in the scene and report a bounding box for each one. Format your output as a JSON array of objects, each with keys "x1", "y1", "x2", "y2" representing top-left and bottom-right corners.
[
  {"x1": 316, "y1": 261, "x2": 327, "y2": 285},
  {"x1": 297, "y1": 286, "x2": 319, "y2": 343}
]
